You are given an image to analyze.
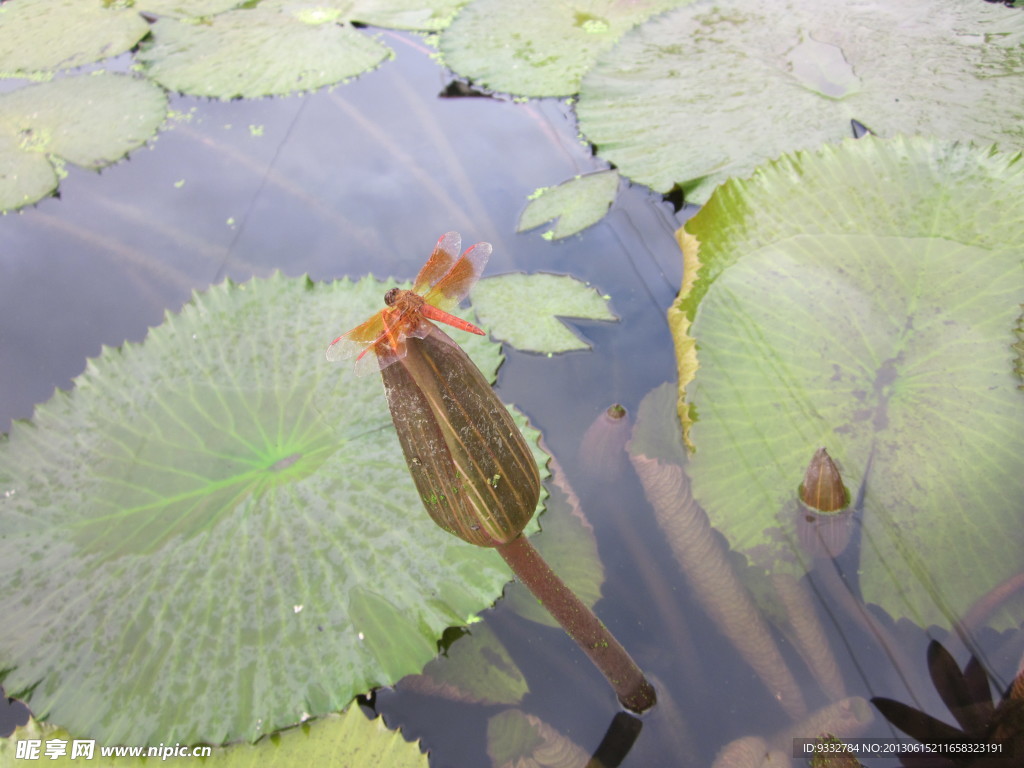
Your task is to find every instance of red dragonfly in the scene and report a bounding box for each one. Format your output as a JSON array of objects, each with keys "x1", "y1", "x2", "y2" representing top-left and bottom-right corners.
[{"x1": 326, "y1": 232, "x2": 491, "y2": 375}]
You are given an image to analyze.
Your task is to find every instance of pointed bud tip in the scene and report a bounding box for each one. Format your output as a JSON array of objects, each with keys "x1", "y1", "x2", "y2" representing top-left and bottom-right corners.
[{"x1": 799, "y1": 447, "x2": 849, "y2": 514}]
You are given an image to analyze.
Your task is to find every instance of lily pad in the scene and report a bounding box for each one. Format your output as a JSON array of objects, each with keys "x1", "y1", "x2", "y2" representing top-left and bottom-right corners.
[
  {"x1": 0, "y1": 0, "x2": 149, "y2": 77},
  {"x1": 471, "y1": 273, "x2": 618, "y2": 354},
  {"x1": 0, "y1": 707, "x2": 429, "y2": 767},
  {"x1": 349, "y1": 0, "x2": 471, "y2": 31},
  {"x1": 668, "y1": 136, "x2": 1024, "y2": 630},
  {"x1": 0, "y1": 272, "x2": 548, "y2": 746},
  {"x1": 439, "y1": 0, "x2": 685, "y2": 97},
  {"x1": 517, "y1": 170, "x2": 619, "y2": 240},
  {"x1": 577, "y1": 0, "x2": 1024, "y2": 204},
  {"x1": 0, "y1": 74, "x2": 167, "y2": 211},
  {"x1": 139, "y1": 0, "x2": 242, "y2": 17},
  {"x1": 137, "y1": 1, "x2": 392, "y2": 99}
]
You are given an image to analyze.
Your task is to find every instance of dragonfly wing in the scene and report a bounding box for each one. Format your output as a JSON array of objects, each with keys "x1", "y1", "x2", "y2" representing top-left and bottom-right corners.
[
  {"x1": 325, "y1": 312, "x2": 385, "y2": 362},
  {"x1": 422, "y1": 240, "x2": 491, "y2": 311},
  {"x1": 412, "y1": 231, "x2": 462, "y2": 295},
  {"x1": 353, "y1": 337, "x2": 409, "y2": 376}
]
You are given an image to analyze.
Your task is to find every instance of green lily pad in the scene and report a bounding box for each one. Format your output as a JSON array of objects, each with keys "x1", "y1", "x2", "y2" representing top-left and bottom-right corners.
[
  {"x1": 0, "y1": 74, "x2": 168, "y2": 211},
  {"x1": 137, "y1": 1, "x2": 392, "y2": 99},
  {"x1": 669, "y1": 136, "x2": 1024, "y2": 630},
  {"x1": 139, "y1": 0, "x2": 242, "y2": 17},
  {"x1": 577, "y1": 0, "x2": 1024, "y2": 204},
  {"x1": 349, "y1": 0, "x2": 471, "y2": 31},
  {"x1": 439, "y1": 0, "x2": 685, "y2": 97},
  {"x1": 517, "y1": 170, "x2": 619, "y2": 240},
  {"x1": 0, "y1": 272, "x2": 549, "y2": 746},
  {"x1": 471, "y1": 273, "x2": 617, "y2": 354},
  {"x1": 0, "y1": 707, "x2": 428, "y2": 767},
  {"x1": 0, "y1": 0, "x2": 149, "y2": 77}
]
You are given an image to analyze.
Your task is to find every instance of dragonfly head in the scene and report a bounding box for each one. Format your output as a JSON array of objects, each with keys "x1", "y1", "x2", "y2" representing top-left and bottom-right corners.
[{"x1": 384, "y1": 287, "x2": 401, "y2": 306}]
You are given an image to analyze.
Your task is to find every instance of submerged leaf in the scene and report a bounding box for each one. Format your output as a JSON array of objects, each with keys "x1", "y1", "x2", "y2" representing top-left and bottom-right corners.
[
  {"x1": 471, "y1": 273, "x2": 617, "y2": 354},
  {"x1": 402, "y1": 623, "x2": 528, "y2": 706},
  {"x1": 670, "y1": 136, "x2": 1024, "y2": 630},
  {"x1": 578, "y1": 0, "x2": 1024, "y2": 203},
  {"x1": 487, "y1": 709, "x2": 590, "y2": 768},
  {"x1": 0, "y1": 272, "x2": 548, "y2": 745},
  {"x1": 517, "y1": 170, "x2": 619, "y2": 239}
]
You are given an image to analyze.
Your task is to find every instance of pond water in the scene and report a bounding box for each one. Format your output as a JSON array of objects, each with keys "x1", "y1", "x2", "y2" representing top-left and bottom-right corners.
[{"x1": 1, "y1": 29, "x2": 1020, "y2": 768}]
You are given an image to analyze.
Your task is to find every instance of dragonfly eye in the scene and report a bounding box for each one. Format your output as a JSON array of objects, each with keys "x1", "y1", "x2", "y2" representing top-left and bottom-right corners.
[{"x1": 384, "y1": 288, "x2": 400, "y2": 306}]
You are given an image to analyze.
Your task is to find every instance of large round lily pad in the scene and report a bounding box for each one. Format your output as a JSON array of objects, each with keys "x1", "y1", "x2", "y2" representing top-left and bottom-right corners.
[
  {"x1": 0, "y1": 272, "x2": 547, "y2": 746},
  {"x1": 669, "y1": 136, "x2": 1024, "y2": 631},
  {"x1": 577, "y1": 0, "x2": 1024, "y2": 204}
]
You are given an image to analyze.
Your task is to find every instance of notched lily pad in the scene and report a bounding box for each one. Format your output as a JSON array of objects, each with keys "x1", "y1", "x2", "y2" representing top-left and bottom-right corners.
[
  {"x1": 0, "y1": 0, "x2": 149, "y2": 77},
  {"x1": 138, "y1": 0, "x2": 392, "y2": 99},
  {"x1": 517, "y1": 170, "x2": 619, "y2": 240},
  {"x1": 349, "y1": 0, "x2": 471, "y2": 31},
  {"x1": 0, "y1": 74, "x2": 168, "y2": 211},
  {"x1": 439, "y1": 0, "x2": 686, "y2": 97},
  {"x1": 669, "y1": 136, "x2": 1024, "y2": 631},
  {"x1": 472, "y1": 273, "x2": 618, "y2": 354},
  {"x1": 578, "y1": 0, "x2": 1024, "y2": 204},
  {"x1": 0, "y1": 272, "x2": 549, "y2": 746}
]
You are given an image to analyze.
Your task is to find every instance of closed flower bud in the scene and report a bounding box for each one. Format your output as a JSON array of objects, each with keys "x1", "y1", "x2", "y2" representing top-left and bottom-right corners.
[
  {"x1": 380, "y1": 329, "x2": 541, "y2": 547},
  {"x1": 799, "y1": 447, "x2": 849, "y2": 514},
  {"x1": 579, "y1": 404, "x2": 629, "y2": 483},
  {"x1": 796, "y1": 447, "x2": 853, "y2": 559}
]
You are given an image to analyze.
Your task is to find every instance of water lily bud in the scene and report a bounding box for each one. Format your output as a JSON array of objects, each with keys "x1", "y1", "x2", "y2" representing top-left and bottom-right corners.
[
  {"x1": 380, "y1": 329, "x2": 540, "y2": 547},
  {"x1": 797, "y1": 448, "x2": 853, "y2": 559},
  {"x1": 579, "y1": 404, "x2": 629, "y2": 482},
  {"x1": 799, "y1": 447, "x2": 849, "y2": 513}
]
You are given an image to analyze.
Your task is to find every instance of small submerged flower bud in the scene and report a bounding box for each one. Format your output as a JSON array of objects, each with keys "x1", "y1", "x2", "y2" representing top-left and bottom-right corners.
[
  {"x1": 579, "y1": 403, "x2": 630, "y2": 483},
  {"x1": 380, "y1": 329, "x2": 541, "y2": 547}
]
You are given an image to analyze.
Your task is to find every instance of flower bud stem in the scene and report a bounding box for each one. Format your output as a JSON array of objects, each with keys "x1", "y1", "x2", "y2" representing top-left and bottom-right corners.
[{"x1": 496, "y1": 533, "x2": 657, "y2": 714}]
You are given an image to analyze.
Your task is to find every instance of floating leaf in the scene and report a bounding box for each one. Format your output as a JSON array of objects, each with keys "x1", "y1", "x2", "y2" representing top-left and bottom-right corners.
[
  {"x1": 0, "y1": 272, "x2": 548, "y2": 745},
  {"x1": 471, "y1": 273, "x2": 617, "y2": 354},
  {"x1": 0, "y1": 707, "x2": 429, "y2": 767},
  {"x1": 517, "y1": 171, "x2": 619, "y2": 240},
  {"x1": 350, "y1": 0, "x2": 471, "y2": 31},
  {"x1": 0, "y1": 0, "x2": 149, "y2": 76},
  {"x1": 137, "y1": 1, "x2": 392, "y2": 99},
  {"x1": 0, "y1": 74, "x2": 167, "y2": 211},
  {"x1": 440, "y1": 0, "x2": 684, "y2": 97},
  {"x1": 669, "y1": 136, "x2": 1024, "y2": 630},
  {"x1": 578, "y1": 0, "x2": 1024, "y2": 203},
  {"x1": 138, "y1": 0, "x2": 241, "y2": 16}
]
